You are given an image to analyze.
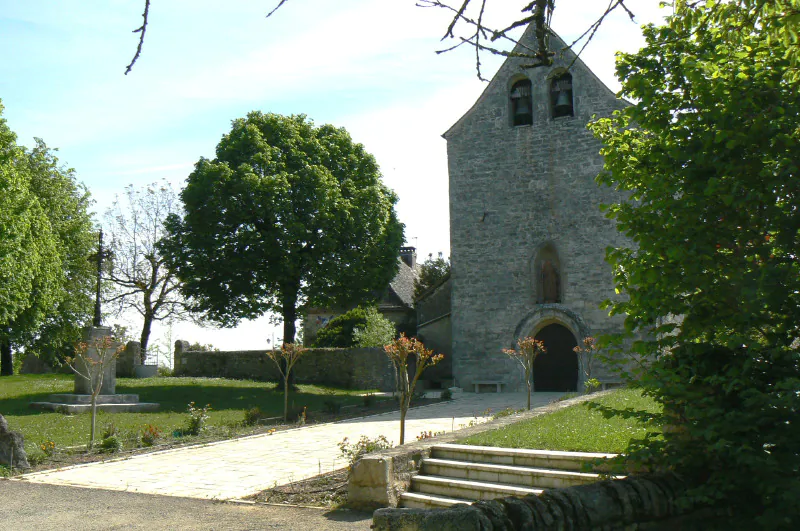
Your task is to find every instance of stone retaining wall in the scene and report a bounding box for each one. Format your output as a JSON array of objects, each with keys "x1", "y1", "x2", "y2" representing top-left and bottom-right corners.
[
  {"x1": 173, "y1": 344, "x2": 395, "y2": 391},
  {"x1": 372, "y1": 475, "x2": 725, "y2": 530}
]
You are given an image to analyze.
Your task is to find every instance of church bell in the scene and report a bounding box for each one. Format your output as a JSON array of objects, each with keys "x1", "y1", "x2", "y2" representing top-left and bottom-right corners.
[
  {"x1": 515, "y1": 97, "x2": 531, "y2": 117},
  {"x1": 554, "y1": 90, "x2": 572, "y2": 114}
]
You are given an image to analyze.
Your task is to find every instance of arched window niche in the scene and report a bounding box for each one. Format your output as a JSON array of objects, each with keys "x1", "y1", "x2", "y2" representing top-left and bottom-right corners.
[
  {"x1": 510, "y1": 78, "x2": 533, "y2": 127},
  {"x1": 534, "y1": 242, "x2": 563, "y2": 303},
  {"x1": 549, "y1": 71, "x2": 574, "y2": 119}
]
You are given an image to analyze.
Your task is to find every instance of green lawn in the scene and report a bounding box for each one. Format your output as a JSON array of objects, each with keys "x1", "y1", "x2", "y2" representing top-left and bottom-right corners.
[
  {"x1": 460, "y1": 388, "x2": 662, "y2": 454},
  {"x1": 0, "y1": 374, "x2": 374, "y2": 459}
]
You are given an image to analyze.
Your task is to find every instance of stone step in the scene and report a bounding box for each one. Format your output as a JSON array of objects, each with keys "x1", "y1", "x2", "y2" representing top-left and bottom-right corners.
[
  {"x1": 29, "y1": 402, "x2": 160, "y2": 414},
  {"x1": 421, "y1": 458, "x2": 603, "y2": 489},
  {"x1": 411, "y1": 475, "x2": 543, "y2": 501},
  {"x1": 430, "y1": 443, "x2": 616, "y2": 472},
  {"x1": 45, "y1": 394, "x2": 141, "y2": 405},
  {"x1": 399, "y1": 491, "x2": 473, "y2": 509}
]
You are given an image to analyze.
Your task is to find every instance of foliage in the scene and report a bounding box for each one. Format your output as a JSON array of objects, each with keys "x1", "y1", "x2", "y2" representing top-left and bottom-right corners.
[
  {"x1": 186, "y1": 342, "x2": 217, "y2": 352},
  {"x1": 65, "y1": 336, "x2": 123, "y2": 448},
  {"x1": 140, "y1": 424, "x2": 161, "y2": 446},
  {"x1": 99, "y1": 435, "x2": 123, "y2": 453},
  {"x1": 184, "y1": 402, "x2": 211, "y2": 436},
  {"x1": 491, "y1": 407, "x2": 524, "y2": 420},
  {"x1": 243, "y1": 407, "x2": 266, "y2": 426},
  {"x1": 266, "y1": 343, "x2": 308, "y2": 421},
  {"x1": 416, "y1": 430, "x2": 445, "y2": 441},
  {"x1": 0, "y1": 102, "x2": 95, "y2": 376},
  {"x1": 353, "y1": 307, "x2": 396, "y2": 348},
  {"x1": 105, "y1": 181, "x2": 191, "y2": 365},
  {"x1": 588, "y1": 2, "x2": 800, "y2": 525},
  {"x1": 39, "y1": 440, "x2": 56, "y2": 457},
  {"x1": 462, "y1": 388, "x2": 661, "y2": 454},
  {"x1": 574, "y1": 336, "x2": 600, "y2": 394},
  {"x1": 311, "y1": 307, "x2": 367, "y2": 348},
  {"x1": 384, "y1": 334, "x2": 443, "y2": 444},
  {"x1": 102, "y1": 422, "x2": 117, "y2": 440},
  {"x1": 161, "y1": 112, "x2": 404, "y2": 346},
  {"x1": 413, "y1": 252, "x2": 450, "y2": 301},
  {"x1": 440, "y1": 388, "x2": 452, "y2": 401},
  {"x1": 503, "y1": 336, "x2": 546, "y2": 410},
  {"x1": 338, "y1": 434, "x2": 392, "y2": 470}
]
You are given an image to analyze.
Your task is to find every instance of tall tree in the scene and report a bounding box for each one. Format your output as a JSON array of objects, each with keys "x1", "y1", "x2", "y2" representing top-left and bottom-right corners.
[
  {"x1": 161, "y1": 112, "x2": 404, "y2": 346},
  {"x1": 413, "y1": 252, "x2": 450, "y2": 300},
  {"x1": 105, "y1": 181, "x2": 190, "y2": 364},
  {"x1": 589, "y1": 1, "x2": 800, "y2": 525},
  {"x1": 0, "y1": 102, "x2": 93, "y2": 375}
]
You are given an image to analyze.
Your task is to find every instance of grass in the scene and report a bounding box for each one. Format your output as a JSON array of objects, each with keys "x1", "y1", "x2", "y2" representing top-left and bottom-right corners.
[
  {"x1": 460, "y1": 388, "x2": 662, "y2": 454},
  {"x1": 0, "y1": 374, "x2": 375, "y2": 458}
]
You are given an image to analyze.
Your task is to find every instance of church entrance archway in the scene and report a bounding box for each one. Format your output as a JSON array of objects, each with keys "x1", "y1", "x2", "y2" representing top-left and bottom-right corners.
[{"x1": 533, "y1": 324, "x2": 578, "y2": 392}]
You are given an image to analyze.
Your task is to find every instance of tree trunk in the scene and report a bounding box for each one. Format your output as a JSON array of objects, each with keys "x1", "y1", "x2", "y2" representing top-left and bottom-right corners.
[
  {"x1": 527, "y1": 381, "x2": 532, "y2": 410},
  {"x1": 140, "y1": 311, "x2": 154, "y2": 365},
  {"x1": 283, "y1": 374, "x2": 290, "y2": 422},
  {"x1": 279, "y1": 302, "x2": 298, "y2": 391},
  {"x1": 90, "y1": 396, "x2": 98, "y2": 449},
  {"x1": 399, "y1": 407, "x2": 407, "y2": 445},
  {"x1": 0, "y1": 334, "x2": 12, "y2": 376}
]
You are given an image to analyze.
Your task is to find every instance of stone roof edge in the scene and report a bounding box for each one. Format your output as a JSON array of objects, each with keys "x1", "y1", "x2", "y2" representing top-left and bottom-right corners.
[{"x1": 442, "y1": 25, "x2": 629, "y2": 140}]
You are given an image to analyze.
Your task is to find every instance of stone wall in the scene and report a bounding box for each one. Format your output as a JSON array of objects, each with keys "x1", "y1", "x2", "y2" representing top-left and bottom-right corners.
[
  {"x1": 416, "y1": 276, "x2": 452, "y2": 383},
  {"x1": 173, "y1": 344, "x2": 395, "y2": 391},
  {"x1": 372, "y1": 475, "x2": 725, "y2": 531},
  {"x1": 444, "y1": 26, "x2": 631, "y2": 391}
]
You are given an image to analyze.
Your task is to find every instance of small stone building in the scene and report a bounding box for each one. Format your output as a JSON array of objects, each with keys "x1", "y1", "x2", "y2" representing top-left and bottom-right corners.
[
  {"x1": 445, "y1": 25, "x2": 630, "y2": 392},
  {"x1": 303, "y1": 247, "x2": 418, "y2": 344}
]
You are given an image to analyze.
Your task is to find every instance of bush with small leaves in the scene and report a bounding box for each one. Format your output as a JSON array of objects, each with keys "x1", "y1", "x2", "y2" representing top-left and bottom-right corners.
[
  {"x1": 141, "y1": 424, "x2": 161, "y2": 447},
  {"x1": 100, "y1": 435, "x2": 123, "y2": 453},
  {"x1": 185, "y1": 402, "x2": 211, "y2": 436},
  {"x1": 243, "y1": 407, "x2": 266, "y2": 426},
  {"x1": 338, "y1": 435, "x2": 392, "y2": 470},
  {"x1": 440, "y1": 388, "x2": 452, "y2": 401}
]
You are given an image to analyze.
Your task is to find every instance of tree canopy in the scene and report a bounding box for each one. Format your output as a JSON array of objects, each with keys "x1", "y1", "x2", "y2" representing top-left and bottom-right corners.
[
  {"x1": 162, "y1": 112, "x2": 404, "y2": 345},
  {"x1": 589, "y1": 0, "x2": 800, "y2": 524},
  {"x1": 0, "y1": 102, "x2": 95, "y2": 375},
  {"x1": 413, "y1": 252, "x2": 450, "y2": 300}
]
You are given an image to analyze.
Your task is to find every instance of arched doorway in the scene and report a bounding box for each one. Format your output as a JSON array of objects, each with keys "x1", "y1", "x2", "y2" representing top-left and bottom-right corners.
[{"x1": 533, "y1": 324, "x2": 578, "y2": 392}]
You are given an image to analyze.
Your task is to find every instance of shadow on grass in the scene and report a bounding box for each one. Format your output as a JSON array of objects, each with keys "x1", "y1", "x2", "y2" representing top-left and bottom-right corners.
[{"x1": 1, "y1": 375, "x2": 369, "y2": 419}]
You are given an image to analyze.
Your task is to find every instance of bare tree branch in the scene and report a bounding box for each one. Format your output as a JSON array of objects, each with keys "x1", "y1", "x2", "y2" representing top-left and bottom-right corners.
[{"x1": 125, "y1": 0, "x2": 151, "y2": 75}]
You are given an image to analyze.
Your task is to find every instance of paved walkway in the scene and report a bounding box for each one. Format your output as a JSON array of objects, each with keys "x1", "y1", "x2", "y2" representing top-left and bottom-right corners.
[{"x1": 20, "y1": 391, "x2": 563, "y2": 500}]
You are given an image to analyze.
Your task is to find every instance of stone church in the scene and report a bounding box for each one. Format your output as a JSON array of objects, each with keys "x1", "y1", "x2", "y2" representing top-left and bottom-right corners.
[{"x1": 442, "y1": 24, "x2": 631, "y2": 393}]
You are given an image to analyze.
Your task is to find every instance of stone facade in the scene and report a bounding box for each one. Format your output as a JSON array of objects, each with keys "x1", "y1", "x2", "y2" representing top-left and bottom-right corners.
[
  {"x1": 173, "y1": 345, "x2": 395, "y2": 391},
  {"x1": 445, "y1": 25, "x2": 630, "y2": 392},
  {"x1": 415, "y1": 274, "x2": 452, "y2": 384}
]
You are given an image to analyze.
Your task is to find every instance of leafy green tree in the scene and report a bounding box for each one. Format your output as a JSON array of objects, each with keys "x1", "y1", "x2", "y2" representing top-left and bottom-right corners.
[
  {"x1": 162, "y1": 112, "x2": 404, "y2": 347},
  {"x1": 353, "y1": 307, "x2": 397, "y2": 348},
  {"x1": 0, "y1": 102, "x2": 94, "y2": 375},
  {"x1": 312, "y1": 308, "x2": 368, "y2": 348},
  {"x1": 413, "y1": 252, "x2": 450, "y2": 300},
  {"x1": 589, "y1": 1, "x2": 800, "y2": 525}
]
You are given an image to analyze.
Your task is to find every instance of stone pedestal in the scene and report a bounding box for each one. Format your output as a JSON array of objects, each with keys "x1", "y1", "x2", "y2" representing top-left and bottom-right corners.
[{"x1": 73, "y1": 326, "x2": 120, "y2": 395}]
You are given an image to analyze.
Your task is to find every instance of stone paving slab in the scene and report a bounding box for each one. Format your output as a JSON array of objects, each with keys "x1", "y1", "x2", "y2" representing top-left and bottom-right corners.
[{"x1": 20, "y1": 391, "x2": 563, "y2": 500}]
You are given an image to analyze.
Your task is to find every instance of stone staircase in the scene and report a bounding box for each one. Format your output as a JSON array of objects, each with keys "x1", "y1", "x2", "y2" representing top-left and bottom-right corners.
[{"x1": 400, "y1": 443, "x2": 617, "y2": 509}]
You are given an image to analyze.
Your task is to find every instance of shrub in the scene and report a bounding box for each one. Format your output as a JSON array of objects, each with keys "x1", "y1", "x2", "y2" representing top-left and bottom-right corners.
[
  {"x1": 338, "y1": 435, "x2": 392, "y2": 470},
  {"x1": 584, "y1": 378, "x2": 601, "y2": 394},
  {"x1": 353, "y1": 307, "x2": 396, "y2": 347},
  {"x1": 323, "y1": 399, "x2": 341, "y2": 415},
  {"x1": 40, "y1": 440, "x2": 56, "y2": 456},
  {"x1": 416, "y1": 430, "x2": 445, "y2": 441},
  {"x1": 362, "y1": 393, "x2": 377, "y2": 408},
  {"x1": 312, "y1": 307, "x2": 368, "y2": 348},
  {"x1": 157, "y1": 365, "x2": 173, "y2": 377},
  {"x1": 141, "y1": 424, "x2": 161, "y2": 447},
  {"x1": 440, "y1": 388, "x2": 452, "y2": 401},
  {"x1": 100, "y1": 435, "x2": 123, "y2": 453},
  {"x1": 102, "y1": 422, "x2": 117, "y2": 440},
  {"x1": 243, "y1": 407, "x2": 266, "y2": 426},
  {"x1": 185, "y1": 402, "x2": 211, "y2": 435}
]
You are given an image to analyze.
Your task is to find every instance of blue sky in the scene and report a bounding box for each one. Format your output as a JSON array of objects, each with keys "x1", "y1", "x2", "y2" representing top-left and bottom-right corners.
[{"x1": 0, "y1": 0, "x2": 666, "y2": 353}]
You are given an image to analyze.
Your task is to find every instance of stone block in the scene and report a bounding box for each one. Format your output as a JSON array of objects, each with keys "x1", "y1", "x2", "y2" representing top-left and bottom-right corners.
[{"x1": 0, "y1": 414, "x2": 29, "y2": 470}]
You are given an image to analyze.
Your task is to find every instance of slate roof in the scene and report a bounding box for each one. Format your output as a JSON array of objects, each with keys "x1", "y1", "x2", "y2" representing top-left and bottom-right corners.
[{"x1": 380, "y1": 258, "x2": 418, "y2": 311}]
